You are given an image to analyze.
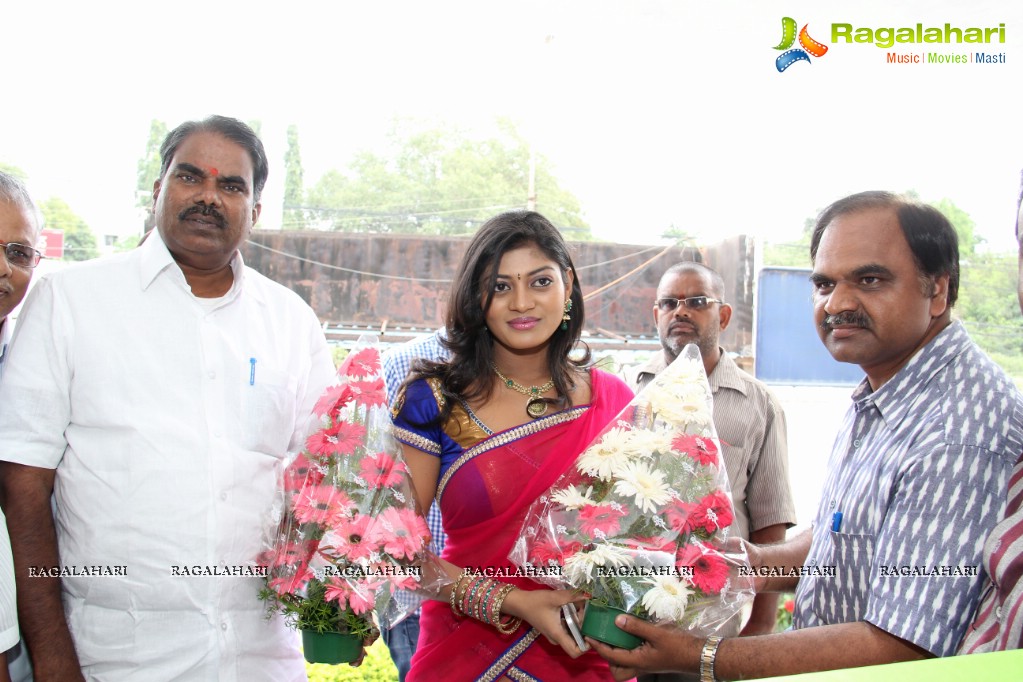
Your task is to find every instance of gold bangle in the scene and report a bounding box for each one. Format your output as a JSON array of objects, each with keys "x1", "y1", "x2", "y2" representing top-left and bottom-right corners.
[
  {"x1": 700, "y1": 635, "x2": 723, "y2": 682},
  {"x1": 491, "y1": 584, "x2": 521, "y2": 634},
  {"x1": 449, "y1": 574, "x2": 469, "y2": 617}
]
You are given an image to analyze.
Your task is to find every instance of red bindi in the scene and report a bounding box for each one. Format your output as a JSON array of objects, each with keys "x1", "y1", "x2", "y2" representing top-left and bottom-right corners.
[{"x1": 209, "y1": 167, "x2": 219, "y2": 177}]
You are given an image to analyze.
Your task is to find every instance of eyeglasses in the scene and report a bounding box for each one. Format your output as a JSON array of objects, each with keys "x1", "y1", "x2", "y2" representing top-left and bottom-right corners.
[
  {"x1": 655, "y1": 296, "x2": 724, "y2": 312},
  {"x1": 0, "y1": 241, "x2": 43, "y2": 269}
]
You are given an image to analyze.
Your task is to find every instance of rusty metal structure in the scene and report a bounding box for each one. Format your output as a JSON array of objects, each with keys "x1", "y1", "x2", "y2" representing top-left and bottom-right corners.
[{"x1": 241, "y1": 232, "x2": 755, "y2": 354}]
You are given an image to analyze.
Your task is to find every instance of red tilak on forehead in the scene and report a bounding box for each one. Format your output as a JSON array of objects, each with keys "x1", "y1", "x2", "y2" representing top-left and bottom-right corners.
[{"x1": 209, "y1": 167, "x2": 219, "y2": 177}]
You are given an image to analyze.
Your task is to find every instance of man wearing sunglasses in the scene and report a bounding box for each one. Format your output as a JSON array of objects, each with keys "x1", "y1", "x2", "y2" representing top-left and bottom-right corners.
[
  {"x1": 626, "y1": 262, "x2": 796, "y2": 657},
  {"x1": 0, "y1": 171, "x2": 41, "y2": 382}
]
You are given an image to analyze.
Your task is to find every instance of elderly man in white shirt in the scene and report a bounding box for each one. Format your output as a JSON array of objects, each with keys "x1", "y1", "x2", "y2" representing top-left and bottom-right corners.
[
  {"x1": 0, "y1": 117, "x2": 334, "y2": 682},
  {"x1": 0, "y1": 170, "x2": 43, "y2": 682}
]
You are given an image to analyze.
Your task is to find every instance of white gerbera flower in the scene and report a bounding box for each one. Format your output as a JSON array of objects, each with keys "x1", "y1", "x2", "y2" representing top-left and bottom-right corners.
[
  {"x1": 612, "y1": 461, "x2": 672, "y2": 514},
  {"x1": 551, "y1": 484, "x2": 596, "y2": 510},
  {"x1": 655, "y1": 354, "x2": 705, "y2": 388},
  {"x1": 648, "y1": 383, "x2": 712, "y2": 428},
  {"x1": 563, "y1": 544, "x2": 633, "y2": 585},
  {"x1": 623, "y1": 428, "x2": 675, "y2": 460},
  {"x1": 641, "y1": 574, "x2": 693, "y2": 621},
  {"x1": 576, "y1": 427, "x2": 636, "y2": 480}
]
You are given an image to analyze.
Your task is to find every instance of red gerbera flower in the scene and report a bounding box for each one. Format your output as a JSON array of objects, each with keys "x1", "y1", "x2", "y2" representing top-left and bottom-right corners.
[
  {"x1": 349, "y1": 378, "x2": 388, "y2": 408},
  {"x1": 323, "y1": 576, "x2": 353, "y2": 606},
  {"x1": 348, "y1": 578, "x2": 380, "y2": 615},
  {"x1": 312, "y1": 384, "x2": 353, "y2": 419},
  {"x1": 671, "y1": 434, "x2": 719, "y2": 467},
  {"x1": 577, "y1": 504, "x2": 629, "y2": 538},
  {"x1": 270, "y1": 540, "x2": 317, "y2": 569},
  {"x1": 283, "y1": 453, "x2": 323, "y2": 491},
  {"x1": 291, "y1": 485, "x2": 354, "y2": 527},
  {"x1": 531, "y1": 537, "x2": 579, "y2": 566},
  {"x1": 359, "y1": 451, "x2": 408, "y2": 488},
  {"x1": 343, "y1": 348, "x2": 381, "y2": 377},
  {"x1": 268, "y1": 564, "x2": 313, "y2": 597},
  {"x1": 333, "y1": 514, "x2": 378, "y2": 562},
  {"x1": 690, "y1": 490, "x2": 734, "y2": 534},
  {"x1": 665, "y1": 497, "x2": 698, "y2": 534},
  {"x1": 305, "y1": 421, "x2": 367, "y2": 460},
  {"x1": 676, "y1": 542, "x2": 729, "y2": 595},
  {"x1": 370, "y1": 507, "x2": 430, "y2": 560}
]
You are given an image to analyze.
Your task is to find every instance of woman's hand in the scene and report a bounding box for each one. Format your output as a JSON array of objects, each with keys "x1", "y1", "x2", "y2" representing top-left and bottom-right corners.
[{"x1": 501, "y1": 587, "x2": 589, "y2": 658}]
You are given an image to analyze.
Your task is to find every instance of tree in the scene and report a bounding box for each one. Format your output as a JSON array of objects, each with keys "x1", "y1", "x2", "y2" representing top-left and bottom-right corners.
[
  {"x1": 39, "y1": 198, "x2": 98, "y2": 261},
  {"x1": 305, "y1": 119, "x2": 591, "y2": 238},
  {"x1": 0, "y1": 163, "x2": 28, "y2": 181},
  {"x1": 283, "y1": 124, "x2": 306, "y2": 230},
  {"x1": 931, "y1": 197, "x2": 982, "y2": 257},
  {"x1": 137, "y1": 119, "x2": 168, "y2": 230}
]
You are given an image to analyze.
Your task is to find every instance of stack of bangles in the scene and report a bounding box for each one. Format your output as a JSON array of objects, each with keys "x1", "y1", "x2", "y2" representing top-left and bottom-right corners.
[{"x1": 449, "y1": 573, "x2": 523, "y2": 635}]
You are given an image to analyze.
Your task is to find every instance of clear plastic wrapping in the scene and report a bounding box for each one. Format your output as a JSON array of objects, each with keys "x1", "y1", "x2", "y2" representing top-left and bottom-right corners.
[
  {"x1": 258, "y1": 335, "x2": 439, "y2": 636},
  {"x1": 511, "y1": 344, "x2": 755, "y2": 636}
]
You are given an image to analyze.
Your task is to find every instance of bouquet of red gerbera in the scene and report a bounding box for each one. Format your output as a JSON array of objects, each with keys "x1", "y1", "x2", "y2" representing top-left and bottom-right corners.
[
  {"x1": 511, "y1": 344, "x2": 754, "y2": 647},
  {"x1": 259, "y1": 335, "x2": 432, "y2": 663}
]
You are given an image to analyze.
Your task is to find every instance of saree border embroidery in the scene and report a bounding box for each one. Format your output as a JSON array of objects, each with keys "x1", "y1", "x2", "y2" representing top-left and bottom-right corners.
[
  {"x1": 476, "y1": 628, "x2": 541, "y2": 682},
  {"x1": 506, "y1": 666, "x2": 542, "y2": 682},
  {"x1": 436, "y1": 407, "x2": 586, "y2": 500},
  {"x1": 392, "y1": 426, "x2": 442, "y2": 455}
]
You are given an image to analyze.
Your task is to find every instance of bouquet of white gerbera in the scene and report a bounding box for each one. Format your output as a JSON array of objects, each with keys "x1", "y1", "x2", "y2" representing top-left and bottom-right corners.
[{"x1": 510, "y1": 344, "x2": 754, "y2": 647}]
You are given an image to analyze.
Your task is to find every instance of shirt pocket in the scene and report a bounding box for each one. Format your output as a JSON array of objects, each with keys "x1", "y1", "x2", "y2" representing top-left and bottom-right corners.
[
  {"x1": 812, "y1": 530, "x2": 875, "y2": 624},
  {"x1": 238, "y1": 365, "x2": 298, "y2": 457}
]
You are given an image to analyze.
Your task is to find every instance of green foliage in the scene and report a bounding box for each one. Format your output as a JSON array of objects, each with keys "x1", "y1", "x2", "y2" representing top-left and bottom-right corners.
[
  {"x1": 0, "y1": 162, "x2": 28, "y2": 180},
  {"x1": 259, "y1": 579, "x2": 376, "y2": 639},
  {"x1": 39, "y1": 197, "x2": 98, "y2": 261},
  {"x1": 931, "y1": 197, "x2": 983, "y2": 256},
  {"x1": 284, "y1": 124, "x2": 307, "y2": 230},
  {"x1": 137, "y1": 119, "x2": 168, "y2": 210},
  {"x1": 305, "y1": 639, "x2": 398, "y2": 682},
  {"x1": 957, "y1": 253, "x2": 1023, "y2": 380},
  {"x1": 775, "y1": 593, "x2": 795, "y2": 631},
  {"x1": 305, "y1": 119, "x2": 591, "y2": 238}
]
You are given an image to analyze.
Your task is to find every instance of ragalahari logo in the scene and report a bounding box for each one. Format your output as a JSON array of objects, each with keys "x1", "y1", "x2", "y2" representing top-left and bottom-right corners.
[{"x1": 773, "y1": 17, "x2": 828, "y2": 72}]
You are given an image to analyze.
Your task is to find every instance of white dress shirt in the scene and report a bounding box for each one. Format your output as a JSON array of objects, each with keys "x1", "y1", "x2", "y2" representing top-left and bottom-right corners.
[
  {"x1": 0, "y1": 318, "x2": 16, "y2": 653},
  {"x1": 0, "y1": 231, "x2": 335, "y2": 681},
  {"x1": 1, "y1": 317, "x2": 20, "y2": 653}
]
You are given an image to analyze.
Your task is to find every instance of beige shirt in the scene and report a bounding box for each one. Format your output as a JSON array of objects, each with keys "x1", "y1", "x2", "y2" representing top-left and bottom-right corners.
[{"x1": 626, "y1": 351, "x2": 797, "y2": 539}]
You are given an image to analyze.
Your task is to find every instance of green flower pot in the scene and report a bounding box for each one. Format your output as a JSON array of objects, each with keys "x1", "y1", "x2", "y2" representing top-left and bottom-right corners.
[
  {"x1": 301, "y1": 629, "x2": 362, "y2": 664},
  {"x1": 581, "y1": 603, "x2": 643, "y2": 650}
]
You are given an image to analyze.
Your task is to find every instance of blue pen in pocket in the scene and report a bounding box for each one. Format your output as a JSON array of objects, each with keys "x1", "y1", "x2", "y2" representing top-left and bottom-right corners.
[
  {"x1": 249, "y1": 357, "x2": 257, "y2": 386},
  {"x1": 831, "y1": 511, "x2": 843, "y2": 532}
]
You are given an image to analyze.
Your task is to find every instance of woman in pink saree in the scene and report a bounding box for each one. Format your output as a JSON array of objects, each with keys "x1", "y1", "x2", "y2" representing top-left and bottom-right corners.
[{"x1": 392, "y1": 211, "x2": 633, "y2": 681}]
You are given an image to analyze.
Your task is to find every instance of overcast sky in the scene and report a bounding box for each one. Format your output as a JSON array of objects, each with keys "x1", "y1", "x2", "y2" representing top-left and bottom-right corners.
[{"x1": 2, "y1": 0, "x2": 1021, "y2": 251}]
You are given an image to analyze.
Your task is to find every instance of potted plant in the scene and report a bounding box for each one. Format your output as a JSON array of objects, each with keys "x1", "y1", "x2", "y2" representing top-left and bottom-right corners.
[{"x1": 258, "y1": 336, "x2": 431, "y2": 664}]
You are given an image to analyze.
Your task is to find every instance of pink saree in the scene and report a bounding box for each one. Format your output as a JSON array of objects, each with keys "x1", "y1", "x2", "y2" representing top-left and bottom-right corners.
[{"x1": 406, "y1": 369, "x2": 633, "y2": 682}]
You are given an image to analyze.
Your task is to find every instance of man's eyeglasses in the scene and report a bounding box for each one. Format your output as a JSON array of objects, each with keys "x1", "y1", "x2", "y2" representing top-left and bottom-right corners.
[
  {"x1": 1, "y1": 241, "x2": 43, "y2": 269},
  {"x1": 655, "y1": 296, "x2": 724, "y2": 312}
]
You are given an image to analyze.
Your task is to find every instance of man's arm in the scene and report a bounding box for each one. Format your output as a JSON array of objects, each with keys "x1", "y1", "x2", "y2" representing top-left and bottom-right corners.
[
  {"x1": 739, "y1": 523, "x2": 788, "y2": 636},
  {"x1": 591, "y1": 614, "x2": 930, "y2": 681},
  {"x1": 745, "y1": 527, "x2": 811, "y2": 593},
  {"x1": 0, "y1": 463, "x2": 84, "y2": 681}
]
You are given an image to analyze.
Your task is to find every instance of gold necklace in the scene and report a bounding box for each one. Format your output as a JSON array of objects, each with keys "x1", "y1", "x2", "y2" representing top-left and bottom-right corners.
[{"x1": 492, "y1": 365, "x2": 555, "y2": 418}]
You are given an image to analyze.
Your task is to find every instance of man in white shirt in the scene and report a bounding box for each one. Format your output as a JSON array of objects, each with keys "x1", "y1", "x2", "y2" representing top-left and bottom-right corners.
[
  {"x1": 0, "y1": 117, "x2": 334, "y2": 682},
  {"x1": 0, "y1": 170, "x2": 42, "y2": 682}
]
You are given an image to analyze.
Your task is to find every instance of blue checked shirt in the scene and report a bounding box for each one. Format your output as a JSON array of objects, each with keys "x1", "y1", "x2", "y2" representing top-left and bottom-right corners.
[
  {"x1": 383, "y1": 331, "x2": 450, "y2": 612},
  {"x1": 793, "y1": 321, "x2": 1023, "y2": 656}
]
